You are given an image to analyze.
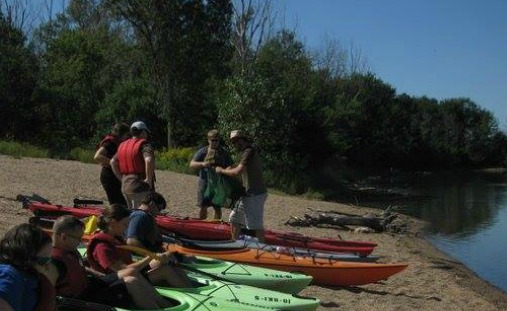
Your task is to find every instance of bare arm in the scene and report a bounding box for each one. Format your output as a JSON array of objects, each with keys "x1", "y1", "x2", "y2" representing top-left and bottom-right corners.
[
  {"x1": 189, "y1": 159, "x2": 209, "y2": 169},
  {"x1": 108, "y1": 256, "x2": 152, "y2": 273},
  {"x1": 85, "y1": 266, "x2": 105, "y2": 278},
  {"x1": 216, "y1": 164, "x2": 245, "y2": 177},
  {"x1": 126, "y1": 237, "x2": 145, "y2": 249},
  {"x1": 93, "y1": 147, "x2": 111, "y2": 166},
  {"x1": 110, "y1": 155, "x2": 122, "y2": 181},
  {"x1": 144, "y1": 154, "x2": 155, "y2": 187}
]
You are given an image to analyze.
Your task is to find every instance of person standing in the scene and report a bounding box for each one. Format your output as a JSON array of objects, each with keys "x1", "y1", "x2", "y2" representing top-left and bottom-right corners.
[
  {"x1": 0, "y1": 224, "x2": 56, "y2": 311},
  {"x1": 215, "y1": 130, "x2": 267, "y2": 242},
  {"x1": 110, "y1": 121, "x2": 155, "y2": 209},
  {"x1": 189, "y1": 130, "x2": 233, "y2": 220},
  {"x1": 94, "y1": 123, "x2": 130, "y2": 205}
]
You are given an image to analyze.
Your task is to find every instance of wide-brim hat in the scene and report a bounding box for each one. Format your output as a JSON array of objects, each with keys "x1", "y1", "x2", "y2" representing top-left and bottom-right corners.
[{"x1": 230, "y1": 130, "x2": 247, "y2": 141}]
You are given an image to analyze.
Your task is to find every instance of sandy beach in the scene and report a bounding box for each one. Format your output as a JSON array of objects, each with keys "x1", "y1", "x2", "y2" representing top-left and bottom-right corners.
[{"x1": 0, "y1": 155, "x2": 506, "y2": 310}]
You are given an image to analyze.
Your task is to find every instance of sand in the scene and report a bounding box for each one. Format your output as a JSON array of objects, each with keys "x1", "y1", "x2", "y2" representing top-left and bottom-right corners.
[{"x1": 0, "y1": 155, "x2": 506, "y2": 310}]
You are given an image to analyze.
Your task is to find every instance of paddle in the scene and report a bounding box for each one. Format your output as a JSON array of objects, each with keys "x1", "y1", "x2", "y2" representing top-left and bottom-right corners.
[
  {"x1": 16, "y1": 193, "x2": 52, "y2": 205},
  {"x1": 116, "y1": 244, "x2": 245, "y2": 285},
  {"x1": 117, "y1": 244, "x2": 160, "y2": 260}
]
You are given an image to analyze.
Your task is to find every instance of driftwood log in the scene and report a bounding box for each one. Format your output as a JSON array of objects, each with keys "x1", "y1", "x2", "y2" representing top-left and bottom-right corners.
[{"x1": 285, "y1": 206, "x2": 399, "y2": 233}]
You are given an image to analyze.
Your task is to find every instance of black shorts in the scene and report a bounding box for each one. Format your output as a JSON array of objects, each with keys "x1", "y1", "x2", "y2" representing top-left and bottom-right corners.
[{"x1": 78, "y1": 274, "x2": 133, "y2": 308}]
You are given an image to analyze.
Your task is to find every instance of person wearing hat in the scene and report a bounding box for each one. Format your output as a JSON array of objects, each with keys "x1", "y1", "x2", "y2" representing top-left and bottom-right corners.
[
  {"x1": 93, "y1": 123, "x2": 131, "y2": 205},
  {"x1": 189, "y1": 129, "x2": 233, "y2": 220},
  {"x1": 110, "y1": 121, "x2": 156, "y2": 209},
  {"x1": 215, "y1": 130, "x2": 267, "y2": 242}
]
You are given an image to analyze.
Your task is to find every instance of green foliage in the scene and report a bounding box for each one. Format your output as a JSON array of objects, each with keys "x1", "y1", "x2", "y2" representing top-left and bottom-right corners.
[
  {"x1": 215, "y1": 73, "x2": 299, "y2": 190},
  {"x1": 156, "y1": 147, "x2": 195, "y2": 174},
  {"x1": 107, "y1": 0, "x2": 233, "y2": 147},
  {"x1": 0, "y1": 12, "x2": 39, "y2": 142},
  {"x1": 69, "y1": 147, "x2": 96, "y2": 163},
  {"x1": 0, "y1": 141, "x2": 49, "y2": 158}
]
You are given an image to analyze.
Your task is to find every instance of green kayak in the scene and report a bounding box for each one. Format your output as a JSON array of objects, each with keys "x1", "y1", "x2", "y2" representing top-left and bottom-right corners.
[
  {"x1": 77, "y1": 248, "x2": 319, "y2": 310},
  {"x1": 170, "y1": 270, "x2": 319, "y2": 311},
  {"x1": 56, "y1": 290, "x2": 275, "y2": 310},
  {"x1": 179, "y1": 255, "x2": 312, "y2": 294},
  {"x1": 78, "y1": 248, "x2": 312, "y2": 294}
]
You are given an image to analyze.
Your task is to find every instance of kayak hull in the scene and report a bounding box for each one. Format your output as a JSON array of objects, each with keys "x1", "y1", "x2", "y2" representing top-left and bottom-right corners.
[
  {"x1": 168, "y1": 236, "x2": 380, "y2": 263},
  {"x1": 167, "y1": 244, "x2": 408, "y2": 287},
  {"x1": 56, "y1": 289, "x2": 277, "y2": 311}
]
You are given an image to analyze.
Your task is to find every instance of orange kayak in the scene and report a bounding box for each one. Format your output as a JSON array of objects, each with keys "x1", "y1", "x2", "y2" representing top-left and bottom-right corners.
[{"x1": 166, "y1": 244, "x2": 408, "y2": 287}]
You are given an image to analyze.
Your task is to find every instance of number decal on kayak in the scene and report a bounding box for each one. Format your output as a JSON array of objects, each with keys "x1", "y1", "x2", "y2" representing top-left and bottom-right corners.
[
  {"x1": 254, "y1": 296, "x2": 291, "y2": 304},
  {"x1": 263, "y1": 273, "x2": 293, "y2": 279}
]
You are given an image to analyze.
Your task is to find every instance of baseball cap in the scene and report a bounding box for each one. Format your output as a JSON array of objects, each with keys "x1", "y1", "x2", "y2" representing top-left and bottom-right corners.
[{"x1": 130, "y1": 121, "x2": 150, "y2": 133}]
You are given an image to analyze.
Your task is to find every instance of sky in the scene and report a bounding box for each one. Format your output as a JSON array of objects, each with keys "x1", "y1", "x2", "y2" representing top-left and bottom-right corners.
[{"x1": 277, "y1": 0, "x2": 507, "y2": 129}]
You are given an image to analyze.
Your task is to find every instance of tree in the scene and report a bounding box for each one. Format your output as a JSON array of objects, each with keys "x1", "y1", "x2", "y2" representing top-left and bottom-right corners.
[
  {"x1": 313, "y1": 35, "x2": 370, "y2": 78},
  {"x1": 0, "y1": 9, "x2": 39, "y2": 141},
  {"x1": 230, "y1": 0, "x2": 276, "y2": 73},
  {"x1": 330, "y1": 73, "x2": 397, "y2": 166},
  {"x1": 106, "y1": 0, "x2": 233, "y2": 147}
]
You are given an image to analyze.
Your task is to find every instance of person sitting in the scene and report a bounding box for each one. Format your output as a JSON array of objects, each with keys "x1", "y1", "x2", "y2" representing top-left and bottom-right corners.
[
  {"x1": 87, "y1": 204, "x2": 192, "y2": 288},
  {"x1": 126, "y1": 192, "x2": 166, "y2": 253},
  {"x1": 0, "y1": 223, "x2": 56, "y2": 311},
  {"x1": 51, "y1": 215, "x2": 170, "y2": 309}
]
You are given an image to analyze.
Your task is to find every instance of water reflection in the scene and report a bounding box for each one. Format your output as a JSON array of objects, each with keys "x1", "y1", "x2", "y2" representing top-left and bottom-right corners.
[
  {"x1": 372, "y1": 170, "x2": 507, "y2": 291},
  {"x1": 401, "y1": 171, "x2": 507, "y2": 237},
  {"x1": 336, "y1": 169, "x2": 507, "y2": 290}
]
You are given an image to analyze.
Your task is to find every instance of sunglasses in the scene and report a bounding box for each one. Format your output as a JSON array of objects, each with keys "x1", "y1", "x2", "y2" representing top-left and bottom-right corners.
[{"x1": 35, "y1": 256, "x2": 52, "y2": 266}]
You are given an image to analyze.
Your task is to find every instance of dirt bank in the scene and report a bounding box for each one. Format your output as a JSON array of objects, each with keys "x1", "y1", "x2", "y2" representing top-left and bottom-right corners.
[{"x1": 0, "y1": 155, "x2": 506, "y2": 310}]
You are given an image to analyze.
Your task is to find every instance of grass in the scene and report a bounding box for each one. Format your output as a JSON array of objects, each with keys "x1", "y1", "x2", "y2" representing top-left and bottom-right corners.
[
  {"x1": 69, "y1": 147, "x2": 96, "y2": 163},
  {"x1": 0, "y1": 140, "x2": 196, "y2": 173},
  {"x1": 0, "y1": 141, "x2": 49, "y2": 159},
  {"x1": 0, "y1": 140, "x2": 321, "y2": 199}
]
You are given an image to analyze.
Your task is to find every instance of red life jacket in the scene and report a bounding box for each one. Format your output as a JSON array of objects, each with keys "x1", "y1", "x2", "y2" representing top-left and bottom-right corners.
[
  {"x1": 34, "y1": 272, "x2": 56, "y2": 311},
  {"x1": 52, "y1": 247, "x2": 88, "y2": 297},
  {"x1": 97, "y1": 134, "x2": 123, "y2": 161},
  {"x1": 117, "y1": 138, "x2": 147, "y2": 174},
  {"x1": 97, "y1": 134, "x2": 118, "y2": 150},
  {"x1": 87, "y1": 232, "x2": 132, "y2": 274}
]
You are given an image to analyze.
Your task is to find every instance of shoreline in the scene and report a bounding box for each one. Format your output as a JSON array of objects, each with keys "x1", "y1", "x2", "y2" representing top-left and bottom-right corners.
[{"x1": 0, "y1": 155, "x2": 506, "y2": 310}]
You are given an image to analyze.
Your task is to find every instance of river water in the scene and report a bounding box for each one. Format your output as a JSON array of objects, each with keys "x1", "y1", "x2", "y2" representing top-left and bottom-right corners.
[{"x1": 365, "y1": 170, "x2": 507, "y2": 292}]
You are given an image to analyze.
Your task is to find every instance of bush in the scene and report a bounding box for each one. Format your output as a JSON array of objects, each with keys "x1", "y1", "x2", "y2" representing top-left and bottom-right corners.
[
  {"x1": 0, "y1": 141, "x2": 49, "y2": 158},
  {"x1": 69, "y1": 148, "x2": 96, "y2": 163},
  {"x1": 156, "y1": 147, "x2": 196, "y2": 175}
]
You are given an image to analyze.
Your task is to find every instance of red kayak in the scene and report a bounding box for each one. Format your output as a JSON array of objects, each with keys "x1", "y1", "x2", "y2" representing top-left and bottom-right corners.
[
  {"x1": 157, "y1": 217, "x2": 376, "y2": 255},
  {"x1": 21, "y1": 197, "x2": 377, "y2": 256}
]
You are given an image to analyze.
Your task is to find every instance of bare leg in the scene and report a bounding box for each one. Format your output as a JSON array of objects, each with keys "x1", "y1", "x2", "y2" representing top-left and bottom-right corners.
[
  {"x1": 213, "y1": 207, "x2": 222, "y2": 220},
  {"x1": 199, "y1": 207, "x2": 207, "y2": 219},
  {"x1": 231, "y1": 223, "x2": 242, "y2": 240},
  {"x1": 254, "y1": 229, "x2": 265, "y2": 243},
  {"x1": 121, "y1": 274, "x2": 172, "y2": 308},
  {"x1": 146, "y1": 264, "x2": 193, "y2": 288}
]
